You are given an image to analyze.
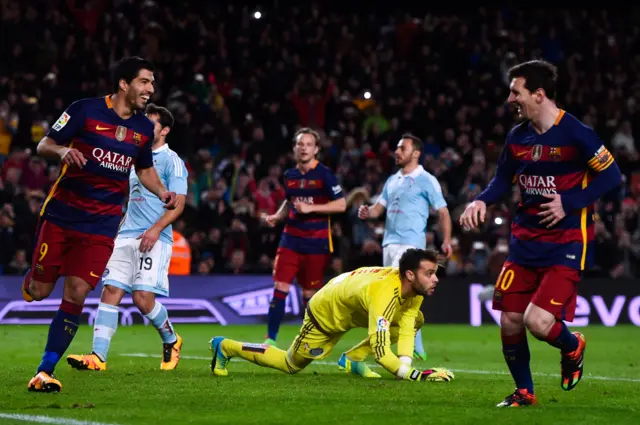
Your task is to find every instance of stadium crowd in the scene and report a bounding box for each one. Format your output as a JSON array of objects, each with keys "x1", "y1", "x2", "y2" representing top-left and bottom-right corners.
[{"x1": 1, "y1": 1, "x2": 639, "y2": 279}]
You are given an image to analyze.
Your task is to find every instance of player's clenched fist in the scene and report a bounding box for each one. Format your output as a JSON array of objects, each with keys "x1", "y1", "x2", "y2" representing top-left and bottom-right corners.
[
  {"x1": 358, "y1": 205, "x2": 369, "y2": 219},
  {"x1": 260, "y1": 213, "x2": 279, "y2": 228},
  {"x1": 408, "y1": 367, "x2": 455, "y2": 382},
  {"x1": 459, "y1": 200, "x2": 487, "y2": 230},
  {"x1": 59, "y1": 147, "x2": 87, "y2": 169}
]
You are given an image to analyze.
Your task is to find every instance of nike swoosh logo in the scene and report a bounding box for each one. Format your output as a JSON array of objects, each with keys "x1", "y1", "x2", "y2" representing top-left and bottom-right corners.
[
  {"x1": 550, "y1": 299, "x2": 563, "y2": 306},
  {"x1": 515, "y1": 151, "x2": 528, "y2": 157},
  {"x1": 96, "y1": 125, "x2": 111, "y2": 131},
  {"x1": 90, "y1": 272, "x2": 100, "y2": 278}
]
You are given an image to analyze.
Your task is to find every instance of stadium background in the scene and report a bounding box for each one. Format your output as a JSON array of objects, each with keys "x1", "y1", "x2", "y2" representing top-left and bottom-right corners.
[{"x1": 1, "y1": 2, "x2": 639, "y2": 280}]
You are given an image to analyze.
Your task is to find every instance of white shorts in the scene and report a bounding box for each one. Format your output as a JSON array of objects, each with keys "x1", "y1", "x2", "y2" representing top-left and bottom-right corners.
[
  {"x1": 102, "y1": 237, "x2": 172, "y2": 297},
  {"x1": 382, "y1": 244, "x2": 417, "y2": 267}
]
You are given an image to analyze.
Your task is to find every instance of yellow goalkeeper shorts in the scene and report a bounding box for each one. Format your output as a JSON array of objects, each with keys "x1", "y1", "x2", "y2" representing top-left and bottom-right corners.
[{"x1": 288, "y1": 308, "x2": 344, "y2": 361}]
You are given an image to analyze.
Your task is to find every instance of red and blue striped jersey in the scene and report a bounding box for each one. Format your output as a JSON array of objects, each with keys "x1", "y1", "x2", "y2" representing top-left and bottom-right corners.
[
  {"x1": 41, "y1": 96, "x2": 154, "y2": 238},
  {"x1": 280, "y1": 161, "x2": 344, "y2": 254},
  {"x1": 477, "y1": 110, "x2": 621, "y2": 270}
]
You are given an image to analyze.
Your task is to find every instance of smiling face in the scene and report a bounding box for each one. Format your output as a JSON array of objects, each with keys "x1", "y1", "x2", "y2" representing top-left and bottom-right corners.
[
  {"x1": 507, "y1": 76, "x2": 542, "y2": 121},
  {"x1": 122, "y1": 68, "x2": 155, "y2": 110}
]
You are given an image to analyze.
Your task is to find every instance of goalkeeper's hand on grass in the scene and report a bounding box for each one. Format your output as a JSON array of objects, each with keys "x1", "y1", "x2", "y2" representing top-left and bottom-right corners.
[{"x1": 407, "y1": 367, "x2": 455, "y2": 382}]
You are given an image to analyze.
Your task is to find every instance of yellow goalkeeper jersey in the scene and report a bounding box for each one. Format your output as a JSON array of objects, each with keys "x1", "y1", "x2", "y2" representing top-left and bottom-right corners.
[{"x1": 307, "y1": 266, "x2": 423, "y2": 375}]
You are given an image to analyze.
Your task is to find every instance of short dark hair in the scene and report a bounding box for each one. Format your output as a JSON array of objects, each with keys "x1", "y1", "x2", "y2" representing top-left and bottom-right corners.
[
  {"x1": 507, "y1": 60, "x2": 558, "y2": 100},
  {"x1": 111, "y1": 56, "x2": 154, "y2": 93},
  {"x1": 293, "y1": 127, "x2": 321, "y2": 146},
  {"x1": 398, "y1": 248, "x2": 440, "y2": 278},
  {"x1": 145, "y1": 103, "x2": 174, "y2": 129},
  {"x1": 401, "y1": 133, "x2": 423, "y2": 154}
]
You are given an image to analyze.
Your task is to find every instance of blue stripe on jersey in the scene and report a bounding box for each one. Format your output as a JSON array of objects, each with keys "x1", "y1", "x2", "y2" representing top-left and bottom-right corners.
[
  {"x1": 513, "y1": 212, "x2": 586, "y2": 230},
  {"x1": 280, "y1": 233, "x2": 330, "y2": 254},
  {"x1": 43, "y1": 199, "x2": 121, "y2": 238},
  {"x1": 58, "y1": 179, "x2": 123, "y2": 205},
  {"x1": 516, "y1": 161, "x2": 585, "y2": 176},
  {"x1": 507, "y1": 237, "x2": 594, "y2": 269},
  {"x1": 285, "y1": 219, "x2": 330, "y2": 231},
  {"x1": 82, "y1": 160, "x2": 129, "y2": 181},
  {"x1": 286, "y1": 188, "x2": 327, "y2": 197}
]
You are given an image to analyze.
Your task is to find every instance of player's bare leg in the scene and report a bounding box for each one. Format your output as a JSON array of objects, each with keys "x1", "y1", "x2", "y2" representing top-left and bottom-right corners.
[
  {"x1": 29, "y1": 276, "x2": 91, "y2": 392},
  {"x1": 497, "y1": 311, "x2": 537, "y2": 407},
  {"x1": 67, "y1": 285, "x2": 125, "y2": 371},
  {"x1": 524, "y1": 304, "x2": 585, "y2": 391},
  {"x1": 133, "y1": 291, "x2": 181, "y2": 370},
  {"x1": 210, "y1": 336, "x2": 310, "y2": 376},
  {"x1": 264, "y1": 280, "x2": 292, "y2": 346}
]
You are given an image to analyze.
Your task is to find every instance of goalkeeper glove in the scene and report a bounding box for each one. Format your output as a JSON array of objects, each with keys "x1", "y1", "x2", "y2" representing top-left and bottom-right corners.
[{"x1": 407, "y1": 367, "x2": 455, "y2": 382}]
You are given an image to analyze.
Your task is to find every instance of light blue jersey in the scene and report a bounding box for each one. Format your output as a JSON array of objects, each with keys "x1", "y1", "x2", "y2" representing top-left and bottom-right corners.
[
  {"x1": 377, "y1": 165, "x2": 447, "y2": 249},
  {"x1": 118, "y1": 144, "x2": 188, "y2": 245}
]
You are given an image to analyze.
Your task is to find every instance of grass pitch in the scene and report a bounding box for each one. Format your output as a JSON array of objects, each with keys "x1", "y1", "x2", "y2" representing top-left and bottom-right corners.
[{"x1": 0, "y1": 324, "x2": 639, "y2": 425}]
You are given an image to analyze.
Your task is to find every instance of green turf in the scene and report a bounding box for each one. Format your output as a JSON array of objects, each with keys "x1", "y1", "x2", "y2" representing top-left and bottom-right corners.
[{"x1": 0, "y1": 324, "x2": 639, "y2": 425}]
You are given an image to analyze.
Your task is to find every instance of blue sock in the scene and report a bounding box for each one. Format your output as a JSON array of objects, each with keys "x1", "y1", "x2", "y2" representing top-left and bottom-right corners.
[
  {"x1": 92, "y1": 303, "x2": 119, "y2": 361},
  {"x1": 267, "y1": 289, "x2": 288, "y2": 341},
  {"x1": 502, "y1": 330, "x2": 534, "y2": 394},
  {"x1": 414, "y1": 329, "x2": 426, "y2": 355},
  {"x1": 145, "y1": 302, "x2": 177, "y2": 345},
  {"x1": 545, "y1": 321, "x2": 579, "y2": 353},
  {"x1": 37, "y1": 300, "x2": 82, "y2": 374}
]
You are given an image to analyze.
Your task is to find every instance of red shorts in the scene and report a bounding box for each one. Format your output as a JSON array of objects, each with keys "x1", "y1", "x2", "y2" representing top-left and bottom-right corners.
[
  {"x1": 31, "y1": 220, "x2": 115, "y2": 289},
  {"x1": 273, "y1": 247, "x2": 330, "y2": 290},
  {"x1": 492, "y1": 261, "x2": 581, "y2": 321}
]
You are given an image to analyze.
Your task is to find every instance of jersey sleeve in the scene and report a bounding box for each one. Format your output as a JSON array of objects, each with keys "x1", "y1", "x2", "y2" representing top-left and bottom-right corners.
[
  {"x1": 46, "y1": 100, "x2": 87, "y2": 145},
  {"x1": 377, "y1": 179, "x2": 390, "y2": 207},
  {"x1": 323, "y1": 169, "x2": 344, "y2": 200},
  {"x1": 576, "y1": 126, "x2": 616, "y2": 173},
  {"x1": 561, "y1": 123, "x2": 622, "y2": 212},
  {"x1": 367, "y1": 281, "x2": 403, "y2": 376},
  {"x1": 135, "y1": 121, "x2": 154, "y2": 169},
  {"x1": 421, "y1": 174, "x2": 447, "y2": 210},
  {"x1": 395, "y1": 296, "x2": 423, "y2": 358},
  {"x1": 166, "y1": 154, "x2": 188, "y2": 195}
]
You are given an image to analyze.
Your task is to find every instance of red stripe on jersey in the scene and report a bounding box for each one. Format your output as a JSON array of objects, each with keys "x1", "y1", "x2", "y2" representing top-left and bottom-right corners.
[
  {"x1": 510, "y1": 144, "x2": 579, "y2": 162},
  {"x1": 54, "y1": 187, "x2": 122, "y2": 216},
  {"x1": 286, "y1": 179, "x2": 325, "y2": 189},
  {"x1": 73, "y1": 172, "x2": 128, "y2": 193},
  {"x1": 290, "y1": 195, "x2": 329, "y2": 204},
  {"x1": 283, "y1": 226, "x2": 328, "y2": 239},
  {"x1": 287, "y1": 210, "x2": 328, "y2": 222},
  {"x1": 519, "y1": 204, "x2": 593, "y2": 216},
  {"x1": 84, "y1": 118, "x2": 151, "y2": 146},
  {"x1": 512, "y1": 223, "x2": 594, "y2": 244}
]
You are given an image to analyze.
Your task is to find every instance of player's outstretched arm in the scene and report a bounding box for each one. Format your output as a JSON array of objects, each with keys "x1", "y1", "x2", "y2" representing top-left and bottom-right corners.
[
  {"x1": 437, "y1": 207, "x2": 453, "y2": 258},
  {"x1": 136, "y1": 166, "x2": 178, "y2": 209}
]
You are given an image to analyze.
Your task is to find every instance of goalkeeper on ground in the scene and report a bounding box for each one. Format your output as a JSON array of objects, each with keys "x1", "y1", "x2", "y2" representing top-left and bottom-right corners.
[{"x1": 209, "y1": 248, "x2": 454, "y2": 382}]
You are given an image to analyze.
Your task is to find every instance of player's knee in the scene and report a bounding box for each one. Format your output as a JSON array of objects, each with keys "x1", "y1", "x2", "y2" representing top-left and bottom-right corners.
[
  {"x1": 62, "y1": 277, "x2": 92, "y2": 305},
  {"x1": 523, "y1": 308, "x2": 555, "y2": 340},
  {"x1": 28, "y1": 279, "x2": 53, "y2": 301},
  {"x1": 274, "y1": 281, "x2": 291, "y2": 293},
  {"x1": 101, "y1": 285, "x2": 125, "y2": 305},
  {"x1": 500, "y1": 311, "x2": 525, "y2": 334},
  {"x1": 132, "y1": 291, "x2": 155, "y2": 315}
]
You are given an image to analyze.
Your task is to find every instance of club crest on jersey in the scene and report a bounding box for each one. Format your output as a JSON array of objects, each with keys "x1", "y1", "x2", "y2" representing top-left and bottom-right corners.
[
  {"x1": 549, "y1": 147, "x2": 562, "y2": 161},
  {"x1": 132, "y1": 132, "x2": 142, "y2": 145},
  {"x1": 115, "y1": 126, "x2": 127, "y2": 142},
  {"x1": 531, "y1": 144, "x2": 543, "y2": 162}
]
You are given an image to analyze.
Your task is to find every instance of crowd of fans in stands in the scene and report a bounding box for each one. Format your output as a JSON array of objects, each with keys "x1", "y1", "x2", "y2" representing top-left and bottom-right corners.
[{"x1": 1, "y1": 1, "x2": 639, "y2": 279}]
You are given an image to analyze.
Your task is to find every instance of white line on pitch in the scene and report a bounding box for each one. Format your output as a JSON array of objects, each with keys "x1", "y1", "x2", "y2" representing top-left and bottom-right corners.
[
  {"x1": 120, "y1": 352, "x2": 640, "y2": 383},
  {"x1": 0, "y1": 413, "x2": 121, "y2": 425}
]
